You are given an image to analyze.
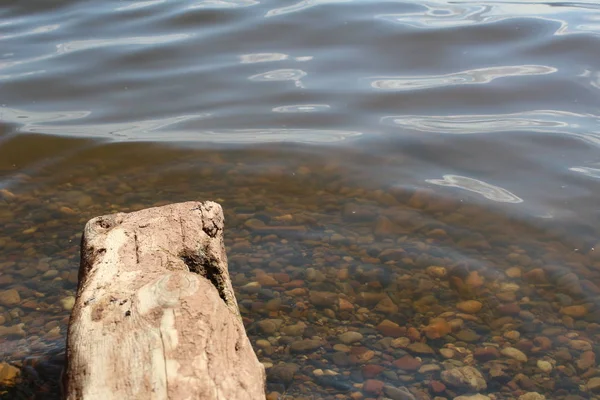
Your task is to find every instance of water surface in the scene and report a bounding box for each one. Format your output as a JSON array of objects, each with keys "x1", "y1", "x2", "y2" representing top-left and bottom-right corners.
[{"x1": 2, "y1": 1, "x2": 600, "y2": 399}]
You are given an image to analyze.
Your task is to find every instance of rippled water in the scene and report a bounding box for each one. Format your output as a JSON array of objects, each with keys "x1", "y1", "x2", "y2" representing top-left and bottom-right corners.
[{"x1": 3, "y1": 1, "x2": 600, "y2": 399}]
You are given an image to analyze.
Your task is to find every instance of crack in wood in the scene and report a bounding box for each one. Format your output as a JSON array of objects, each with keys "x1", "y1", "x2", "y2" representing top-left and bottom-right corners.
[
  {"x1": 134, "y1": 232, "x2": 140, "y2": 264},
  {"x1": 179, "y1": 247, "x2": 229, "y2": 307}
]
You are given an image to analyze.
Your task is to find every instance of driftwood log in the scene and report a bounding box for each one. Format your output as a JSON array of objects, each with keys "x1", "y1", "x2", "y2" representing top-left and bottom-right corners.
[{"x1": 63, "y1": 201, "x2": 266, "y2": 400}]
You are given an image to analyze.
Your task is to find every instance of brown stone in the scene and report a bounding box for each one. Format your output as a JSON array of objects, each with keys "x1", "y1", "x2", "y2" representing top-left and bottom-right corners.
[
  {"x1": 0, "y1": 362, "x2": 20, "y2": 386},
  {"x1": 533, "y1": 336, "x2": 552, "y2": 351},
  {"x1": 556, "y1": 273, "x2": 582, "y2": 295},
  {"x1": 339, "y1": 298, "x2": 355, "y2": 311},
  {"x1": 407, "y1": 342, "x2": 434, "y2": 355},
  {"x1": 357, "y1": 291, "x2": 386, "y2": 306},
  {"x1": 374, "y1": 216, "x2": 395, "y2": 237},
  {"x1": 393, "y1": 355, "x2": 422, "y2": 371},
  {"x1": 63, "y1": 202, "x2": 266, "y2": 400},
  {"x1": 424, "y1": 318, "x2": 451, "y2": 339},
  {"x1": 497, "y1": 303, "x2": 521, "y2": 315},
  {"x1": 0, "y1": 323, "x2": 26, "y2": 338},
  {"x1": 0, "y1": 289, "x2": 20, "y2": 307},
  {"x1": 577, "y1": 351, "x2": 596, "y2": 371},
  {"x1": 474, "y1": 347, "x2": 500, "y2": 361},
  {"x1": 465, "y1": 271, "x2": 484, "y2": 288},
  {"x1": 378, "y1": 248, "x2": 406, "y2": 262},
  {"x1": 256, "y1": 273, "x2": 278, "y2": 286},
  {"x1": 272, "y1": 273, "x2": 290, "y2": 284},
  {"x1": 407, "y1": 327, "x2": 421, "y2": 341},
  {"x1": 560, "y1": 305, "x2": 588, "y2": 318},
  {"x1": 362, "y1": 364, "x2": 385, "y2": 379},
  {"x1": 523, "y1": 268, "x2": 547, "y2": 284},
  {"x1": 456, "y1": 300, "x2": 483, "y2": 314},
  {"x1": 374, "y1": 295, "x2": 399, "y2": 314},
  {"x1": 309, "y1": 291, "x2": 338, "y2": 307},
  {"x1": 376, "y1": 319, "x2": 406, "y2": 337},
  {"x1": 429, "y1": 380, "x2": 446, "y2": 394},
  {"x1": 363, "y1": 379, "x2": 385, "y2": 396}
]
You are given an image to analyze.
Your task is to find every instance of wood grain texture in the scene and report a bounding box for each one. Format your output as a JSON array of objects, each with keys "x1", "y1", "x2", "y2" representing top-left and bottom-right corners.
[{"x1": 64, "y1": 201, "x2": 265, "y2": 400}]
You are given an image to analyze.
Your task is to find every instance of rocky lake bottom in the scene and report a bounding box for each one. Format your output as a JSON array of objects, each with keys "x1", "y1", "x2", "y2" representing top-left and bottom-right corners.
[{"x1": 1, "y1": 143, "x2": 600, "y2": 400}]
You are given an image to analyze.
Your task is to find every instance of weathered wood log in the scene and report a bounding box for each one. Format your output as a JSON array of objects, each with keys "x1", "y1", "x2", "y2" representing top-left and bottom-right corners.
[{"x1": 63, "y1": 201, "x2": 266, "y2": 400}]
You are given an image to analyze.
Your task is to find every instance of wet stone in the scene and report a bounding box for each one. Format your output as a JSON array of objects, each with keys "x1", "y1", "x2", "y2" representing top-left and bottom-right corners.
[
  {"x1": 0, "y1": 289, "x2": 20, "y2": 307},
  {"x1": 257, "y1": 319, "x2": 283, "y2": 335},
  {"x1": 383, "y1": 385, "x2": 416, "y2": 400},
  {"x1": 560, "y1": 305, "x2": 588, "y2": 318},
  {"x1": 537, "y1": 360, "x2": 553, "y2": 373},
  {"x1": 519, "y1": 392, "x2": 546, "y2": 400},
  {"x1": 61, "y1": 296, "x2": 75, "y2": 311},
  {"x1": 418, "y1": 363, "x2": 440, "y2": 374},
  {"x1": 441, "y1": 366, "x2": 487, "y2": 391},
  {"x1": 331, "y1": 351, "x2": 355, "y2": 367},
  {"x1": 281, "y1": 322, "x2": 306, "y2": 337},
  {"x1": 0, "y1": 362, "x2": 20, "y2": 386},
  {"x1": 363, "y1": 379, "x2": 385, "y2": 396},
  {"x1": 455, "y1": 395, "x2": 490, "y2": 400},
  {"x1": 393, "y1": 355, "x2": 422, "y2": 371},
  {"x1": 501, "y1": 346, "x2": 528, "y2": 362},
  {"x1": 374, "y1": 295, "x2": 399, "y2": 314},
  {"x1": 577, "y1": 350, "x2": 596, "y2": 370},
  {"x1": 290, "y1": 339, "x2": 323, "y2": 353},
  {"x1": 309, "y1": 291, "x2": 338, "y2": 307},
  {"x1": 267, "y1": 363, "x2": 299, "y2": 387},
  {"x1": 424, "y1": 318, "x2": 451, "y2": 340},
  {"x1": 454, "y1": 328, "x2": 481, "y2": 342},
  {"x1": 338, "y1": 331, "x2": 363, "y2": 345},
  {"x1": 314, "y1": 375, "x2": 352, "y2": 392},
  {"x1": 377, "y1": 319, "x2": 405, "y2": 337},
  {"x1": 362, "y1": 364, "x2": 385, "y2": 379},
  {"x1": 569, "y1": 339, "x2": 592, "y2": 352},
  {"x1": 473, "y1": 346, "x2": 500, "y2": 361},
  {"x1": 587, "y1": 377, "x2": 600, "y2": 392},
  {"x1": 429, "y1": 380, "x2": 446, "y2": 394},
  {"x1": 456, "y1": 300, "x2": 482, "y2": 314},
  {"x1": 0, "y1": 323, "x2": 26, "y2": 338},
  {"x1": 407, "y1": 342, "x2": 434, "y2": 355}
]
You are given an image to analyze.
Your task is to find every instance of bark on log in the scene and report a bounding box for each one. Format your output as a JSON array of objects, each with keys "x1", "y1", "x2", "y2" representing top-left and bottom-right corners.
[{"x1": 63, "y1": 201, "x2": 266, "y2": 400}]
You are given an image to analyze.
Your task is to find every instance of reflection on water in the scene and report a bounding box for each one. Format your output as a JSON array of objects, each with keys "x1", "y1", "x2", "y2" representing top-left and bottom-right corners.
[
  {"x1": 265, "y1": 0, "x2": 352, "y2": 17},
  {"x1": 272, "y1": 104, "x2": 330, "y2": 113},
  {"x1": 187, "y1": 0, "x2": 259, "y2": 9},
  {"x1": 0, "y1": 24, "x2": 60, "y2": 41},
  {"x1": 426, "y1": 174, "x2": 524, "y2": 203},
  {"x1": 369, "y1": 65, "x2": 556, "y2": 91},
  {"x1": 249, "y1": 69, "x2": 307, "y2": 88},
  {"x1": 380, "y1": 111, "x2": 600, "y2": 147},
  {"x1": 55, "y1": 34, "x2": 191, "y2": 55},
  {"x1": 377, "y1": 0, "x2": 600, "y2": 33},
  {"x1": 569, "y1": 166, "x2": 600, "y2": 179},
  {"x1": 240, "y1": 53, "x2": 289, "y2": 63},
  {"x1": 3, "y1": 0, "x2": 600, "y2": 398}
]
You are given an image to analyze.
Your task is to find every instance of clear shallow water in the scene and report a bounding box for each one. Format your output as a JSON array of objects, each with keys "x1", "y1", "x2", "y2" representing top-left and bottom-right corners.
[{"x1": 3, "y1": 1, "x2": 600, "y2": 399}]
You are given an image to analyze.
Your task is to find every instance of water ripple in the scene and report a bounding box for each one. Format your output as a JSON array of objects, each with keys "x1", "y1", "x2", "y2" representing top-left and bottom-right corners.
[
  {"x1": 240, "y1": 53, "x2": 289, "y2": 63},
  {"x1": 569, "y1": 166, "x2": 600, "y2": 179},
  {"x1": 116, "y1": 0, "x2": 166, "y2": 11},
  {"x1": 376, "y1": 0, "x2": 600, "y2": 33},
  {"x1": 56, "y1": 34, "x2": 191, "y2": 54},
  {"x1": 0, "y1": 24, "x2": 60, "y2": 41},
  {"x1": 266, "y1": 0, "x2": 351, "y2": 17},
  {"x1": 426, "y1": 174, "x2": 523, "y2": 203},
  {"x1": 249, "y1": 69, "x2": 307, "y2": 87},
  {"x1": 368, "y1": 65, "x2": 556, "y2": 91},
  {"x1": 187, "y1": 0, "x2": 259, "y2": 9},
  {"x1": 381, "y1": 110, "x2": 600, "y2": 146},
  {"x1": 272, "y1": 104, "x2": 330, "y2": 112}
]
